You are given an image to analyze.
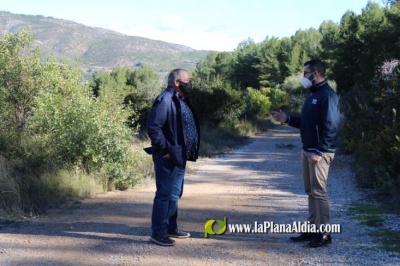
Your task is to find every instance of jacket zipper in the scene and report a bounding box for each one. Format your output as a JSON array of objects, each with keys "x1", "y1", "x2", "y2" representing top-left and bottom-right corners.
[{"x1": 316, "y1": 125, "x2": 320, "y2": 143}]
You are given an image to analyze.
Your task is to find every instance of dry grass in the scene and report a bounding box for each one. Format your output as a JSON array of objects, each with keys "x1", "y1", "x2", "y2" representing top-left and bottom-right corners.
[{"x1": 0, "y1": 156, "x2": 22, "y2": 218}]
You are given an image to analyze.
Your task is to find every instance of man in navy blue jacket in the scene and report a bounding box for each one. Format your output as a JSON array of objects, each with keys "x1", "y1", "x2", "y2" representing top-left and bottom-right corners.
[
  {"x1": 272, "y1": 59, "x2": 340, "y2": 248},
  {"x1": 146, "y1": 68, "x2": 200, "y2": 246}
]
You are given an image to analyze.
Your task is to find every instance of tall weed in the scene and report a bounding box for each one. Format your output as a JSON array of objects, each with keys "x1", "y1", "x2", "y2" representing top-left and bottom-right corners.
[{"x1": 0, "y1": 156, "x2": 21, "y2": 217}]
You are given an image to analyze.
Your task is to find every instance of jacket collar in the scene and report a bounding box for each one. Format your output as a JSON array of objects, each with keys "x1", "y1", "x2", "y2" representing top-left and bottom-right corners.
[
  {"x1": 166, "y1": 86, "x2": 176, "y2": 95},
  {"x1": 310, "y1": 79, "x2": 328, "y2": 93},
  {"x1": 167, "y1": 85, "x2": 187, "y2": 100}
]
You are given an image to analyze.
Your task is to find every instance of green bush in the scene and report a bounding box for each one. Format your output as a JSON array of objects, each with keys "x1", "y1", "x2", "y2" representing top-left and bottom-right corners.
[
  {"x1": 0, "y1": 28, "x2": 44, "y2": 158},
  {"x1": 262, "y1": 87, "x2": 289, "y2": 110},
  {"x1": 29, "y1": 61, "x2": 137, "y2": 189},
  {"x1": 341, "y1": 64, "x2": 400, "y2": 195},
  {"x1": 190, "y1": 79, "x2": 245, "y2": 126},
  {"x1": 245, "y1": 87, "x2": 271, "y2": 117},
  {"x1": 0, "y1": 30, "x2": 141, "y2": 216},
  {"x1": 89, "y1": 65, "x2": 162, "y2": 130},
  {"x1": 279, "y1": 73, "x2": 309, "y2": 112}
]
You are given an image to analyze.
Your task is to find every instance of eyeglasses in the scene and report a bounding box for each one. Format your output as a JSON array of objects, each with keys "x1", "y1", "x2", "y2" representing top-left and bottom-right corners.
[{"x1": 303, "y1": 71, "x2": 313, "y2": 76}]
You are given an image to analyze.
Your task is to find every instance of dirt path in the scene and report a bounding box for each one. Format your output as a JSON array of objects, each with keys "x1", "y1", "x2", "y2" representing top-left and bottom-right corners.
[{"x1": 0, "y1": 127, "x2": 398, "y2": 265}]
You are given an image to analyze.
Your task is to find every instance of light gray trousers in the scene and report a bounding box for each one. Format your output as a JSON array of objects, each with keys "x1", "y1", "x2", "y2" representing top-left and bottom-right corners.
[{"x1": 301, "y1": 150, "x2": 334, "y2": 229}]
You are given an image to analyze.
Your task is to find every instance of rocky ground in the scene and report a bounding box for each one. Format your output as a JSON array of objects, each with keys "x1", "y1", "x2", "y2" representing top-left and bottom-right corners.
[{"x1": 0, "y1": 126, "x2": 399, "y2": 266}]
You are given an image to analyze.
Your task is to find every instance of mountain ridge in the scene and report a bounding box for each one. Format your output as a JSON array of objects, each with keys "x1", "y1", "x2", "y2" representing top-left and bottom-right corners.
[{"x1": 0, "y1": 11, "x2": 208, "y2": 75}]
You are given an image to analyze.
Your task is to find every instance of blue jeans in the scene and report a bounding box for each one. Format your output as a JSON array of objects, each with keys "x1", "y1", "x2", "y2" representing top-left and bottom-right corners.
[{"x1": 151, "y1": 157, "x2": 185, "y2": 235}]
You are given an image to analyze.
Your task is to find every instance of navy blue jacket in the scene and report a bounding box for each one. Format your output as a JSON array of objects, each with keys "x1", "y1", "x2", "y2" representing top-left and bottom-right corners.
[
  {"x1": 145, "y1": 87, "x2": 200, "y2": 167},
  {"x1": 288, "y1": 80, "x2": 340, "y2": 155}
]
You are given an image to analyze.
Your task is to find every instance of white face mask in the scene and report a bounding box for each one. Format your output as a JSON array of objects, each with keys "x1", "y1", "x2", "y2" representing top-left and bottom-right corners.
[{"x1": 301, "y1": 77, "x2": 313, "y2": 88}]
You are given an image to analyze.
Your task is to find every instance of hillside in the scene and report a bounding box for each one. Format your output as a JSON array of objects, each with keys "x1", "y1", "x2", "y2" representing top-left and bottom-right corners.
[{"x1": 0, "y1": 11, "x2": 208, "y2": 76}]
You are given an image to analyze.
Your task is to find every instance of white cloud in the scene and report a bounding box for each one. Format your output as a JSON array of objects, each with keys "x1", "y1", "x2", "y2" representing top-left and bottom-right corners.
[
  {"x1": 108, "y1": 22, "x2": 241, "y2": 51},
  {"x1": 157, "y1": 15, "x2": 183, "y2": 30}
]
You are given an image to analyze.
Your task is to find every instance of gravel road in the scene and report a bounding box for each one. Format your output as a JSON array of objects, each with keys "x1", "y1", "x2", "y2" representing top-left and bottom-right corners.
[{"x1": 0, "y1": 126, "x2": 399, "y2": 266}]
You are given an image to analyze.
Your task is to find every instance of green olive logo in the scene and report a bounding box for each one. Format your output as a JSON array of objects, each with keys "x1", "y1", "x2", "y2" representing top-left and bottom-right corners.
[{"x1": 204, "y1": 217, "x2": 227, "y2": 237}]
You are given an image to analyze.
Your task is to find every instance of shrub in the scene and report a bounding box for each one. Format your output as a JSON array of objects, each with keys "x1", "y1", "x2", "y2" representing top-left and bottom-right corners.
[
  {"x1": 245, "y1": 87, "x2": 271, "y2": 117},
  {"x1": 341, "y1": 62, "x2": 400, "y2": 195},
  {"x1": 0, "y1": 29, "x2": 141, "y2": 215},
  {"x1": 262, "y1": 87, "x2": 289, "y2": 110},
  {"x1": 29, "y1": 61, "x2": 137, "y2": 189},
  {"x1": 190, "y1": 79, "x2": 245, "y2": 126},
  {"x1": 279, "y1": 73, "x2": 308, "y2": 112}
]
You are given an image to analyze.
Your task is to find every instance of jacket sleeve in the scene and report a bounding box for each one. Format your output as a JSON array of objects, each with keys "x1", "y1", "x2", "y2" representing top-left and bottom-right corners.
[
  {"x1": 317, "y1": 92, "x2": 340, "y2": 153},
  {"x1": 288, "y1": 116, "x2": 301, "y2": 129},
  {"x1": 146, "y1": 97, "x2": 168, "y2": 154}
]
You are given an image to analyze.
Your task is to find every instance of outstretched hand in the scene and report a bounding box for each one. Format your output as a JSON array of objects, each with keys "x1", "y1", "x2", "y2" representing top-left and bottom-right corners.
[{"x1": 271, "y1": 109, "x2": 287, "y2": 123}]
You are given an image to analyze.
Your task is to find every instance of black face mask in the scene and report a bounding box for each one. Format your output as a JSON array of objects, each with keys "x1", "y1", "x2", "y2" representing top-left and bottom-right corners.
[{"x1": 179, "y1": 81, "x2": 192, "y2": 95}]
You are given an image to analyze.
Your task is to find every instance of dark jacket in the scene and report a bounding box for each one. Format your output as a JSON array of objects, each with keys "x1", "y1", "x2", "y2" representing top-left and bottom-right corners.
[
  {"x1": 288, "y1": 80, "x2": 340, "y2": 155},
  {"x1": 145, "y1": 86, "x2": 200, "y2": 167}
]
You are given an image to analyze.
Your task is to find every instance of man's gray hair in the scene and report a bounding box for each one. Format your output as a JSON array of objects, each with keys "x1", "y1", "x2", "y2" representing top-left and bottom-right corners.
[{"x1": 168, "y1": 68, "x2": 187, "y2": 86}]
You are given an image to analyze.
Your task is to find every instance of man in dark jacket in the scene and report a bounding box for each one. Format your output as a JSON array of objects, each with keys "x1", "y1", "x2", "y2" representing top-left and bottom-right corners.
[
  {"x1": 271, "y1": 59, "x2": 340, "y2": 248},
  {"x1": 146, "y1": 68, "x2": 200, "y2": 246}
]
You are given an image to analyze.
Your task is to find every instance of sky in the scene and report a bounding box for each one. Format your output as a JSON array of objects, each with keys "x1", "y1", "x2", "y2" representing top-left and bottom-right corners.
[{"x1": 0, "y1": 0, "x2": 381, "y2": 51}]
